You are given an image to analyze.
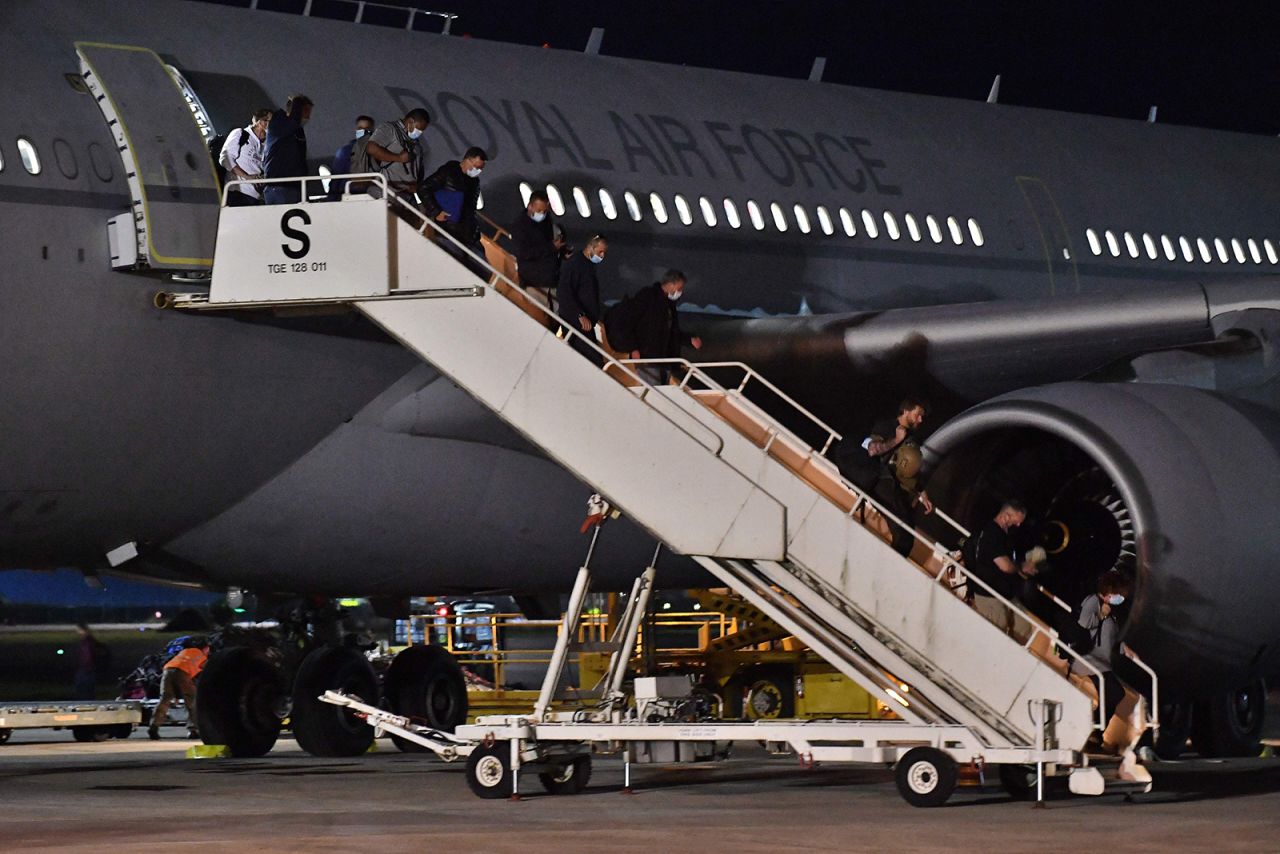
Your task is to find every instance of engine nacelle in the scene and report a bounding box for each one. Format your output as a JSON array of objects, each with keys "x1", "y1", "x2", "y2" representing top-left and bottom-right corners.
[{"x1": 922, "y1": 381, "x2": 1280, "y2": 697}]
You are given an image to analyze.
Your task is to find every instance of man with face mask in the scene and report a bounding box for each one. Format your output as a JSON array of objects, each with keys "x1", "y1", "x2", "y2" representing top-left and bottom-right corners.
[
  {"x1": 1076, "y1": 570, "x2": 1132, "y2": 742},
  {"x1": 557, "y1": 235, "x2": 608, "y2": 365},
  {"x1": 510, "y1": 189, "x2": 564, "y2": 310},
  {"x1": 263, "y1": 94, "x2": 314, "y2": 205},
  {"x1": 602, "y1": 269, "x2": 703, "y2": 382},
  {"x1": 419, "y1": 146, "x2": 489, "y2": 274},
  {"x1": 328, "y1": 114, "x2": 375, "y2": 199},
  {"x1": 367, "y1": 108, "x2": 430, "y2": 204},
  {"x1": 219, "y1": 109, "x2": 272, "y2": 206}
]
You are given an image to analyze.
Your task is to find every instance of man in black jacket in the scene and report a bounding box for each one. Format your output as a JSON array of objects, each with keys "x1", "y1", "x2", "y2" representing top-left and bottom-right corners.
[
  {"x1": 420, "y1": 146, "x2": 488, "y2": 275},
  {"x1": 604, "y1": 269, "x2": 703, "y2": 381},
  {"x1": 510, "y1": 189, "x2": 564, "y2": 310},
  {"x1": 558, "y1": 235, "x2": 608, "y2": 365}
]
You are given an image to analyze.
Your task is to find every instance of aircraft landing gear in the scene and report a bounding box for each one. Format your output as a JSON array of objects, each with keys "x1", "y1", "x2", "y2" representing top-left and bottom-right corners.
[
  {"x1": 291, "y1": 646, "x2": 380, "y2": 757},
  {"x1": 382, "y1": 644, "x2": 468, "y2": 752},
  {"x1": 1192, "y1": 678, "x2": 1267, "y2": 758},
  {"x1": 197, "y1": 647, "x2": 286, "y2": 757}
]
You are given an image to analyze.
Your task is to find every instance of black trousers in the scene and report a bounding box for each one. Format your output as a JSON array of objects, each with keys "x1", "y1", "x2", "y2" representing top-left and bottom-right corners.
[
  {"x1": 1092, "y1": 670, "x2": 1126, "y2": 726},
  {"x1": 873, "y1": 478, "x2": 915, "y2": 557}
]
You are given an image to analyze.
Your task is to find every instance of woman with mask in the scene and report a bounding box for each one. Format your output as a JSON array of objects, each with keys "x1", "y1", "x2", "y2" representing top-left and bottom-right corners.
[{"x1": 1075, "y1": 570, "x2": 1132, "y2": 746}]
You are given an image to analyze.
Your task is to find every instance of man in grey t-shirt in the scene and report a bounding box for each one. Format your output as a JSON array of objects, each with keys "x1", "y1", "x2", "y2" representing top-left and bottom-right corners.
[{"x1": 367, "y1": 107, "x2": 430, "y2": 196}]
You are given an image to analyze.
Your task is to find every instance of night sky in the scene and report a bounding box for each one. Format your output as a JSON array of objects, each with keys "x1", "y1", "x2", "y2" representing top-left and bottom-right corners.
[{"x1": 230, "y1": 0, "x2": 1280, "y2": 136}]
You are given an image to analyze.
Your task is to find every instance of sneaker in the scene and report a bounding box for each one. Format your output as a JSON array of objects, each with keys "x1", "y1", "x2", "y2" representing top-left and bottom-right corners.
[
  {"x1": 147, "y1": 727, "x2": 160, "y2": 741},
  {"x1": 188, "y1": 731, "x2": 200, "y2": 740}
]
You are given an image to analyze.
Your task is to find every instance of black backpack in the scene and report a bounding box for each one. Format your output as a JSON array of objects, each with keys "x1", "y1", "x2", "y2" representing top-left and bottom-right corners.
[
  {"x1": 603, "y1": 289, "x2": 644, "y2": 353},
  {"x1": 207, "y1": 127, "x2": 247, "y2": 189}
]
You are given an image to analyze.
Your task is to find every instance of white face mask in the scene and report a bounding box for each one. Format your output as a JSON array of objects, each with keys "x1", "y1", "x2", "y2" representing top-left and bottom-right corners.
[
  {"x1": 465, "y1": 166, "x2": 482, "y2": 178},
  {"x1": 407, "y1": 127, "x2": 423, "y2": 140},
  {"x1": 1106, "y1": 594, "x2": 1125, "y2": 606},
  {"x1": 530, "y1": 211, "x2": 546, "y2": 223},
  {"x1": 667, "y1": 290, "x2": 682, "y2": 301},
  {"x1": 355, "y1": 128, "x2": 369, "y2": 139},
  {"x1": 589, "y1": 253, "x2": 604, "y2": 264}
]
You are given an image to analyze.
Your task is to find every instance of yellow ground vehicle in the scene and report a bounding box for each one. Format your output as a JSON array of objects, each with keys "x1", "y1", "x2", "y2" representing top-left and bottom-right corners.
[{"x1": 399, "y1": 591, "x2": 894, "y2": 723}]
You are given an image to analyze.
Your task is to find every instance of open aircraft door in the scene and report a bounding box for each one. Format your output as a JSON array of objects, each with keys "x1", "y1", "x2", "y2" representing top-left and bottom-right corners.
[{"x1": 76, "y1": 42, "x2": 219, "y2": 272}]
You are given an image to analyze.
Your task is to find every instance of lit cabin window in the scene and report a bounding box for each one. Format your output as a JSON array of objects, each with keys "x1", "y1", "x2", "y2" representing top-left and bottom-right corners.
[
  {"x1": 883, "y1": 211, "x2": 901, "y2": 240},
  {"x1": 0, "y1": 145, "x2": 4, "y2": 172},
  {"x1": 546, "y1": 184, "x2": 566, "y2": 216},
  {"x1": 816, "y1": 205, "x2": 834, "y2": 235},
  {"x1": 793, "y1": 204, "x2": 812, "y2": 234},
  {"x1": 1123, "y1": 232, "x2": 1139, "y2": 258},
  {"x1": 1247, "y1": 238, "x2": 1262, "y2": 264},
  {"x1": 1086, "y1": 229, "x2": 1102, "y2": 256},
  {"x1": 673, "y1": 194, "x2": 693, "y2": 226},
  {"x1": 746, "y1": 200, "x2": 765, "y2": 230},
  {"x1": 947, "y1": 216, "x2": 964, "y2": 245},
  {"x1": 1266, "y1": 239, "x2": 1279, "y2": 264},
  {"x1": 698, "y1": 196, "x2": 717, "y2": 227},
  {"x1": 1196, "y1": 238, "x2": 1212, "y2": 263},
  {"x1": 1142, "y1": 233, "x2": 1157, "y2": 259},
  {"x1": 904, "y1": 213, "x2": 921, "y2": 242},
  {"x1": 967, "y1": 218, "x2": 984, "y2": 247},
  {"x1": 17, "y1": 138, "x2": 40, "y2": 174},
  {"x1": 519, "y1": 181, "x2": 533, "y2": 206},
  {"x1": 926, "y1": 215, "x2": 943, "y2": 243},
  {"x1": 1105, "y1": 230, "x2": 1120, "y2": 257},
  {"x1": 861, "y1": 209, "x2": 879, "y2": 238},
  {"x1": 723, "y1": 198, "x2": 742, "y2": 229},
  {"x1": 839, "y1": 207, "x2": 856, "y2": 237},
  {"x1": 572, "y1": 186, "x2": 591, "y2": 217},
  {"x1": 598, "y1": 188, "x2": 617, "y2": 220},
  {"x1": 770, "y1": 202, "x2": 788, "y2": 231},
  {"x1": 1160, "y1": 234, "x2": 1176, "y2": 261},
  {"x1": 623, "y1": 190, "x2": 642, "y2": 221},
  {"x1": 1213, "y1": 238, "x2": 1229, "y2": 263},
  {"x1": 1179, "y1": 236, "x2": 1194, "y2": 262},
  {"x1": 476, "y1": 189, "x2": 485, "y2": 210},
  {"x1": 649, "y1": 193, "x2": 669, "y2": 224},
  {"x1": 1231, "y1": 238, "x2": 1246, "y2": 263},
  {"x1": 317, "y1": 164, "x2": 332, "y2": 194}
]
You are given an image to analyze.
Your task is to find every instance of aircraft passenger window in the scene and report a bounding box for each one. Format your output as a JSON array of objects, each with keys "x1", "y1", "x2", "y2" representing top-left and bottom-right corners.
[
  {"x1": 699, "y1": 196, "x2": 718, "y2": 227},
  {"x1": 1142, "y1": 233, "x2": 1157, "y2": 259},
  {"x1": 17, "y1": 138, "x2": 40, "y2": 174},
  {"x1": 0, "y1": 146, "x2": 4, "y2": 172},
  {"x1": 1104, "y1": 230, "x2": 1120, "y2": 257},
  {"x1": 1247, "y1": 238, "x2": 1262, "y2": 264},
  {"x1": 1160, "y1": 234, "x2": 1176, "y2": 261},
  {"x1": 946, "y1": 216, "x2": 963, "y2": 245},
  {"x1": 1178, "y1": 236, "x2": 1194, "y2": 262},
  {"x1": 1196, "y1": 238, "x2": 1212, "y2": 263},
  {"x1": 723, "y1": 198, "x2": 742, "y2": 229},
  {"x1": 1266, "y1": 239, "x2": 1279, "y2": 264},
  {"x1": 598, "y1": 188, "x2": 618, "y2": 220},
  {"x1": 519, "y1": 181, "x2": 534, "y2": 206},
  {"x1": 572, "y1": 186, "x2": 591, "y2": 217},
  {"x1": 1086, "y1": 229, "x2": 1102, "y2": 256},
  {"x1": 1123, "y1": 232, "x2": 1139, "y2": 259},
  {"x1": 546, "y1": 184, "x2": 566, "y2": 216},
  {"x1": 649, "y1": 192, "x2": 669, "y2": 224},
  {"x1": 770, "y1": 202, "x2": 789, "y2": 232},
  {"x1": 747, "y1": 200, "x2": 766, "y2": 231},
  {"x1": 1231, "y1": 238, "x2": 1246, "y2": 264},
  {"x1": 623, "y1": 190, "x2": 643, "y2": 221},
  {"x1": 926, "y1": 215, "x2": 943, "y2": 243},
  {"x1": 816, "y1": 205, "x2": 835, "y2": 235},
  {"x1": 904, "y1": 213, "x2": 921, "y2": 242},
  {"x1": 883, "y1": 211, "x2": 901, "y2": 240},
  {"x1": 793, "y1": 205, "x2": 812, "y2": 234},
  {"x1": 1213, "y1": 238, "x2": 1229, "y2": 263},
  {"x1": 674, "y1": 194, "x2": 694, "y2": 226},
  {"x1": 967, "y1": 218, "x2": 984, "y2": 247},
  {"x1": 839, "y1": 207, "x2": 857, "y2": 237},
  {"x1": 861, "y1": 209, "x2": 879, "y2": 238}
]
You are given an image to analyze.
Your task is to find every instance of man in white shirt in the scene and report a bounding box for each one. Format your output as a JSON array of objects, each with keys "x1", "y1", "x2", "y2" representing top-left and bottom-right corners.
[{"x1": 219, "y1": 109, "x2": 271, "y2": 206}]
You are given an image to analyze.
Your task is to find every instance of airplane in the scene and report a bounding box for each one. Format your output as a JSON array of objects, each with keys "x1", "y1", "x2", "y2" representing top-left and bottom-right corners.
[{"x1": 1, "y1": 0, "x2": 1276, "y2": 760}]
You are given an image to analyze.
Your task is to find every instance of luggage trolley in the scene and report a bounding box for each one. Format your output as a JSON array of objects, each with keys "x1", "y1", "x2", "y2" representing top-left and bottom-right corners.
[{"x1": 322, "y1": 499, "x2": 1119, "y2": 807}]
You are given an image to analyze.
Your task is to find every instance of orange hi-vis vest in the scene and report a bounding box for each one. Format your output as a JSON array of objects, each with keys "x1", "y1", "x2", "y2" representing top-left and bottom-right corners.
[{"x1": 164, "y1": 647, "x2": 208, "y2": 679}]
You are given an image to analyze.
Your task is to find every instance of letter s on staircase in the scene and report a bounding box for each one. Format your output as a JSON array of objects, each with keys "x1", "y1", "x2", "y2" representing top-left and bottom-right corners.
[{"x1": 280, "y1": 208, "x2": 312, "y2": 259}]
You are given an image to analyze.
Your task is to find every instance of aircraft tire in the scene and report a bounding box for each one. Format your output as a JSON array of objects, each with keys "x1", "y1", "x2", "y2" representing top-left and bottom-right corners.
[
  {"x1": 197, "y1": 647, "x2": 284, "y2": 758},
  {"x1": 1152, "y1": 697, "x2": 1194, "y2": 760},
  {"x1": 539, "y1": 755, "x2": 592, "y2": 794},
  {"x1": 1191, "y1": 678, "x2": 1267, "y2": 758},
  {"x1": 291, "y1": 646, "x2": 378, "y2": 757},
  {"x1": 383, "y1": 644, "x2": 468, "y2": 753},
  {"x1": 0, "y1": 727, "x2": 10, "y2": 744},
  {"x1": 71, "y1": 725, "x2": 110, "y2": 742}
]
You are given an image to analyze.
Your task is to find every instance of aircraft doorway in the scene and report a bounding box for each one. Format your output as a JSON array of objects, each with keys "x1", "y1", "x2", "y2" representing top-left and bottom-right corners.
[{"x1": 1016, "y1": 176, "x2": 1080, "y2": 295}]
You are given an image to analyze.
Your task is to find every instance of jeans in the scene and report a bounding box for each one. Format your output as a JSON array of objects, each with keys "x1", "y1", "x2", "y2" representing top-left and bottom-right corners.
[{"x1": 263, "y1": 183, "x2": 302, "y2": 205}]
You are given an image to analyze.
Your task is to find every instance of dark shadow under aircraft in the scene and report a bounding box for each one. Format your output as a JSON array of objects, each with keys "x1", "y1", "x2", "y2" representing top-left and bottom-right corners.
[{"x1": 0, "y1": 0, "x2": 1276, "y2": 758}]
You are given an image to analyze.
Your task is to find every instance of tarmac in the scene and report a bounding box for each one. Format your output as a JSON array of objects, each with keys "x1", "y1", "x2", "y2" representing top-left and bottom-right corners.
[{"x1": 1, "y1": 722, "x2": 1278, "y2": 853}]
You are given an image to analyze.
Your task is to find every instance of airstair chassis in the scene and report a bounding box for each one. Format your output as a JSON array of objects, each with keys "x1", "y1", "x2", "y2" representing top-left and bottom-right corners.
[{"x1": 183, "y1": 175, "x2": 1156, "y2": 805}]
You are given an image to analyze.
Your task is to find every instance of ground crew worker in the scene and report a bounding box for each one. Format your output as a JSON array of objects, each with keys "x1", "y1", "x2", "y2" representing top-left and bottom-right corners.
[{"x1": 148, "y1": 640, "x2": 209, "y2": 740}]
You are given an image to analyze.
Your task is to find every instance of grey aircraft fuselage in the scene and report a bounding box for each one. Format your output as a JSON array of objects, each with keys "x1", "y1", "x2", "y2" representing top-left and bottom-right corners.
[{"x1": 2, "y1": 0, "x2": 1279, "y2": 696}]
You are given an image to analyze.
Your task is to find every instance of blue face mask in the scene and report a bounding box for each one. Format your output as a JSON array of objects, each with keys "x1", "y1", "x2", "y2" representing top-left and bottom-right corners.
[
  {"x1": 355, "y1": 128, "x2": 368, "y2": 140},
  {"x1": 590, "y1": 253, "x2": 604, "y2": 264},
  {"x1": 408, "y1": 127, "x2": 423, "y2": 141}
]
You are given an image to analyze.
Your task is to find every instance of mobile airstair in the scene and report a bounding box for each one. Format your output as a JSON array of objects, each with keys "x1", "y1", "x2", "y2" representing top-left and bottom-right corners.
[{"x1": 166, "y1": 175, "x2": 1157, "y2": 805}]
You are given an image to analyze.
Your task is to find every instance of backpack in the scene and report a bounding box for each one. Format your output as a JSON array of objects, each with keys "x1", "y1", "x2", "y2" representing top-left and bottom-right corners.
[
  {"x1": 350, "y1": 133, "x2": 375, "y2": 176},
  {"x1": 602, "y1": 288, "x2": 645, "y2": 353},
  {"x1": 208, "y1": 127, "x2": 248, "y2": 190}
]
